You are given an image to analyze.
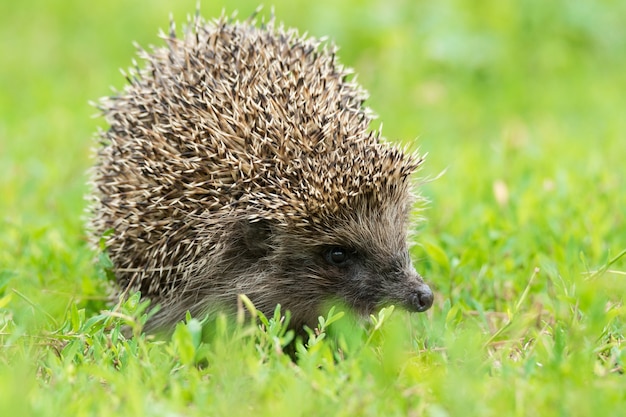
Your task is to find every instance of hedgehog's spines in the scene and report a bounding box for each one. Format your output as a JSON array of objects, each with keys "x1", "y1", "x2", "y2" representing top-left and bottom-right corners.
[
  {"x1": 168, "y1": 13, "x2": 176, "y2": 39},
  {"x1": 248, "y1": 5, "x2": 264, "y2": 25}
]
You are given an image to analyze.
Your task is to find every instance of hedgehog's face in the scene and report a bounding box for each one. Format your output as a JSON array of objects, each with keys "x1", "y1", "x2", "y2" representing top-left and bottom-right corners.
[
  {"x1": 318, "y1": 243, "x2": 433, "y2": 317},
  {"x1": 310, "y1": 201, "x2": 434, "y2": 317},
  {"x1": 248, "y1": 202, "x2": 434, "y2": 321}
]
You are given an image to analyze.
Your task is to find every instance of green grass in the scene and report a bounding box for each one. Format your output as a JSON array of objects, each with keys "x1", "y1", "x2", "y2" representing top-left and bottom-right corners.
[{"x1": 1, "y1": 0, "x2": 625, "y2": 415}]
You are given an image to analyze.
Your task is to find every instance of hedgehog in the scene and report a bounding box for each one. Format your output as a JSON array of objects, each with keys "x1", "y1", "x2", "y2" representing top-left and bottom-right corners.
[{"x1": 88, "y1": 11, "x2": 434, "y2": 335}]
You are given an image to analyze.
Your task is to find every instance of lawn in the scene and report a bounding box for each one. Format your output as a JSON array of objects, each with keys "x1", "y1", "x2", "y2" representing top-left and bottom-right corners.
[{"x1": 1, "y1": 0, "x2": 625, "y2": 415}]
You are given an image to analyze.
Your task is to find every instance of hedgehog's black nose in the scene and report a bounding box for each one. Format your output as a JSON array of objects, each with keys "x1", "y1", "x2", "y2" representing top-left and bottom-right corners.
[{"x1": 412, "y1": 284, "x2": 434, "y2": 312}]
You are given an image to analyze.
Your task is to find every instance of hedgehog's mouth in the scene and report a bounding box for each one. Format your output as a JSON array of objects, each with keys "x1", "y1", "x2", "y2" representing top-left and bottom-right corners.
[
  {"x1": 405, "y1": 283, "x2": 434, "y2": 312},
  {"x1": 363, "y1": 283, "x2": 434, "y2": 316}
]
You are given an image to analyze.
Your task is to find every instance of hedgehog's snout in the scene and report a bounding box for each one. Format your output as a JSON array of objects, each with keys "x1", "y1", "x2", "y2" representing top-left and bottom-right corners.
[
  {"x1": 400, "y1": 267, "x2": 433, "y2": 312},
  {"x1": 409, "y1": 282, "x2": 434, "y2": 312},
  {"x1": 377, "y1": 262, "x2": 434, "y2": 314}
]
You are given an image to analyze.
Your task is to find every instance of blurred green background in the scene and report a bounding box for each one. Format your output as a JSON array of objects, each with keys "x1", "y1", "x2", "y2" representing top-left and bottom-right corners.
[{"x1": 1, "y1": 0, "x2": 625, "y2": 415}]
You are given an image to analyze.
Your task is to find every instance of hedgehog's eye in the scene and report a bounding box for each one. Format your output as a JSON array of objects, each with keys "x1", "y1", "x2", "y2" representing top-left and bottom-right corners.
[{"x1": 325, "y1": 246, "x2": 352, "y2": 267}]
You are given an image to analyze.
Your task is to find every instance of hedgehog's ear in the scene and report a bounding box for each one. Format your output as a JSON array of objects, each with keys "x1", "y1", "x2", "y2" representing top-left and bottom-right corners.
[{"x1": 242, "y1": 220, "x2": 273, "y2": 258}]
